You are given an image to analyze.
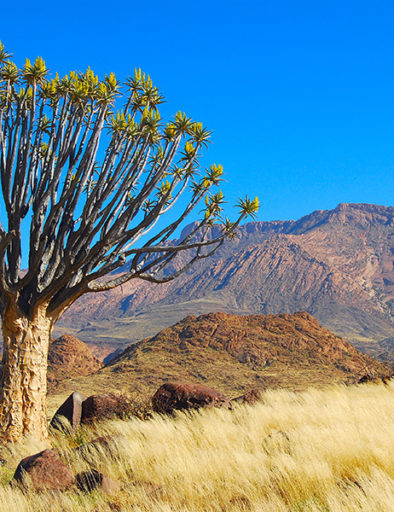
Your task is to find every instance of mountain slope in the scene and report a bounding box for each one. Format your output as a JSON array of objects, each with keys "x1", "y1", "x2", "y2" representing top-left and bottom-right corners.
[
  {"x1": 57, "y1": 203, "x2": 394, "y2": 360},
  {"x1": 354, "y1": 336, "x2": 394, "y2": 370}
]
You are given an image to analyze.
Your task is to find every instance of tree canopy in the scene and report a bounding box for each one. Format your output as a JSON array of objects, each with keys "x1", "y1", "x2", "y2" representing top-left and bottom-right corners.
[
  {"x1": 0, "y1": 42, "x2": 259, "y2": 321},
  {"x1": 0, "y1": 42, "x2": 259, "y2": 442}
]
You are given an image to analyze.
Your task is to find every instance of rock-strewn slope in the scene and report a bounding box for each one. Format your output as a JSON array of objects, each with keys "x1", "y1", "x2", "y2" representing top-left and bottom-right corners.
[
  {"x1": 57, "y1": 203, "x2": 394, "y2": 360},
  {"x1": 53, "y1": 312, "x2": 391, "y2": 399}
]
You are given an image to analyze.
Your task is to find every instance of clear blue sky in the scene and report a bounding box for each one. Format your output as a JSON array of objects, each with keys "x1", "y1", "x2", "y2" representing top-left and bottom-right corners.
[{"x1": 1, "y1": 0, "x2": 393, "y2": 223}]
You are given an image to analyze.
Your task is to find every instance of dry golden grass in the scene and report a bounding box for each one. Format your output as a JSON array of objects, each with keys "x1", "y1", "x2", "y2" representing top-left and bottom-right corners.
[{"x1": 0, "y1": 382, "x2": 393, "y2": 511}]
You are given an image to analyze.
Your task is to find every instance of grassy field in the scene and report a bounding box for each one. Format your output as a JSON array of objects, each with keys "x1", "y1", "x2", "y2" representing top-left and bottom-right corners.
[{"x1": 0, "y1": 382, "x2": 393, "y2": 511}]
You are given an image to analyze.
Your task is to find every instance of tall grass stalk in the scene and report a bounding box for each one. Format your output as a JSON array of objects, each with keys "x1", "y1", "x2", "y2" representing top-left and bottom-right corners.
[{"x1": 0, "y1": 382, "x2": 393, "y2": 511}]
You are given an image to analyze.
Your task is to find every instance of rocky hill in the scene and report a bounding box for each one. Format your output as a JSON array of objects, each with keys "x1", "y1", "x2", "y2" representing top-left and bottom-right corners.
[
  {"x1": 56, "y1": 203, "x2": 394, "y2": 363},
  {"x1": 50, "y1": 312, "x2": 391, "y2": 398},
  {"x1": 47, "y1": 335, "x2": 102, "y2": 387}
]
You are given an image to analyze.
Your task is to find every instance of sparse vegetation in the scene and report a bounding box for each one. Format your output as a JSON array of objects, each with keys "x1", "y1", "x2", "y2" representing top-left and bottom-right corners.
[
  {"x1": 47, "y1": 312, "x2": 391, "y2": 402},
  {"x1": 0, "y1": 382, "x2": 392, "y2": 511}
]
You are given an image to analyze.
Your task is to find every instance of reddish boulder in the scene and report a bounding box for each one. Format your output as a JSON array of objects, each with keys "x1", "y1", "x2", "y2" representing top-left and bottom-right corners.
[
  {"x1": 13, "y1": 449, "x2": 74, "y2": 491},
  {"x1": 75, "y1": 469, "x2": 120, "y2": 494},
  {"x1": 232, "y1": 388, "x2": 263, "y2": 405},
  {"x1": 50, "y1": 391, "x2": 85, "y2": 431},
  {"x1": 81, "y1": 394, "x2": 132, "y2": 423},
  {"x1": 152, "y1": 381, "x2": 231, "y2": 414}
]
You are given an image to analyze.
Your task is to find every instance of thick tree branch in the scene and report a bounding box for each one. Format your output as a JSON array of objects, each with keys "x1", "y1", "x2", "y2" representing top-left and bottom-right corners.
[{"x1": 0, "y1": 55, "x2": 258, "y2": 319}]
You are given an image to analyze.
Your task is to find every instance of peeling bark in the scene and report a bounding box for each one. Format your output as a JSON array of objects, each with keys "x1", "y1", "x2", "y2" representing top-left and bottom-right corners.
[{"x1": 0, "y1": 305, "x2": 53, "y2": 442}]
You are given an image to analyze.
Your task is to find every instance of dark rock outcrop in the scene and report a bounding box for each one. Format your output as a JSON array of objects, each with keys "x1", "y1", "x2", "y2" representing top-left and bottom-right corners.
[{"x1": 152, "y1": 381, "x2": 231, "y2": 414}]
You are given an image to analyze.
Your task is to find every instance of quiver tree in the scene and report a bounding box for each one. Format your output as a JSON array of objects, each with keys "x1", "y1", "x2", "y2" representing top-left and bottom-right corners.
[{"x1": 0, "y1": 43, "x2": 259, "y2": 442}]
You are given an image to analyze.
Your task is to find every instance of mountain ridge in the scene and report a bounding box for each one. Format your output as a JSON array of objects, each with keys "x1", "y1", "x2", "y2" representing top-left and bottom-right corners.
[{"x1": 56, "y1": 203, "x2": 394, "y2": 362}]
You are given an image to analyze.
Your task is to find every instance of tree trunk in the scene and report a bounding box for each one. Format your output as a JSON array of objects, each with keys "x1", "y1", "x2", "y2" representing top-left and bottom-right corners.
[{"x1": 0, "y1": 304, "x2": 53, "y2": 442}]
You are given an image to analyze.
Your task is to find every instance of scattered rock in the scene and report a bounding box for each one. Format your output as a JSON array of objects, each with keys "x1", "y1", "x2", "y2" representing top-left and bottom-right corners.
[
  {"x1": 81, "y1": 394, "x2": 132, "y2": 423},
  {"x1": 152, "y1": 381, "x2": 231, "y2": 414},
  {"x1": 50, "y1": 391, "x2": 85, "y2": 431},
  {"x1": 75, "y1": 468, "x2": 120, "y2": 494},
  {"x1": 232, "y1": 388, "x2": 263, "y2": 405},
  {"x1": 13, "y1": 449, "x2": 74, "y2": 491}
]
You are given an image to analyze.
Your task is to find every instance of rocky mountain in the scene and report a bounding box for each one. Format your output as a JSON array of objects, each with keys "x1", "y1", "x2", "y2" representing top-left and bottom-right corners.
[
  {"x1": 56, "y1": 203, "x2": 394, "y2": 362},
  {"x1": 50, "y1": 312, "x2": 391, "y2": 399},
  {"x1": 47, "y1": 335, "x2": 102, "y2": 387}
]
